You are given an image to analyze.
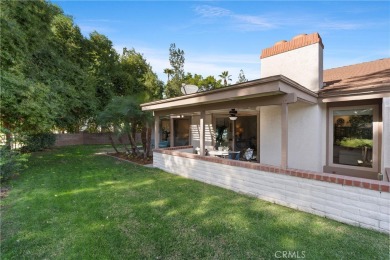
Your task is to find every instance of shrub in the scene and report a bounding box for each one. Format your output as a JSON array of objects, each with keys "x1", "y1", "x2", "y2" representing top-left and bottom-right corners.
[
  {"x1": 340, "y1": 138, "x2": 373, "y2": 149},
  {"x1": 22, "y1": 133, "x2": 56, "y2": 152},
  {"x1": 0, "y1": 146, "x2": 29, "y2": 182}
]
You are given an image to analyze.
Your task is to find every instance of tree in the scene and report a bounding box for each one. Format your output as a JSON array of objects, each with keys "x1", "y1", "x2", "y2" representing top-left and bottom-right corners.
[
  {"x1": 169, "y1": 43, "x2": 185, "y2": 80},
  {"x1": 1, "y1": 0, "x2": 63, "y2": 145},
  {"x1": 163, "y1": 68, "x2": 174, "y2": 82},
  {"x1": 199, "y1": 75, "x2": 223, "y2": 91},
  {"x1": 1, "y1": 72, "x2": 57, "y2": 147},
  {"x1": 0, "y1": 0, "x2": 107, "y2": 135},
  {"x1": 144, "y1": 70, "x2": 164, "y2": 100},
  {"x1": 164, "y1": 43, "x2": 185, "y2": 98},
  {"x1": 237, "y1": 69, "x2": 248, "y2": 83},
  {"x1": 0, "y1": 0, "x2": 162, "y2": 158},
  {"x1": 219, "y1": 71, "x2": 232, "y2": 86},
  {"x1": 87, "y1": 31, "x2": 119, "y2": 113},
  {"x1": 183, "y1": 73, "x2": 222, "y2": 92},
  {"x1": 97, "y1": 47, "x2": 162, "y2": 157},
  {"x1": 97, "y1": 96, "x2": 153, "y2": 158},
  {"x1": 50, "y1": 14, "x2": 98, "y2": 132}
]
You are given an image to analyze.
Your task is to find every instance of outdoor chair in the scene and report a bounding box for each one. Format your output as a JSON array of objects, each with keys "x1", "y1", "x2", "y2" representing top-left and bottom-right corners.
[
  {"x1": 228, "y1": 151, "x2": 240, "y2": 160},
  {"x1": 158, "y1": 140, "x2": 169, "y2": 148},
  {"x1": 244, "y1": 148, "x2": 254, "y2": 161}
]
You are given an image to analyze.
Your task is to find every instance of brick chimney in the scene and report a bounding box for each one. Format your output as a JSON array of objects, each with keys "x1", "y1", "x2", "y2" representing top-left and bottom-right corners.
[{"x1": 260, "y1": 33, "x2": 324, "y2": 92}]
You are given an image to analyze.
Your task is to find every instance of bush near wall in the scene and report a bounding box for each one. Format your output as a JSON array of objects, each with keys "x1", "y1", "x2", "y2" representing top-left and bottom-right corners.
[
  {"x1": 54, "y1": 133, "x2": 142, "y2": 146},
  {"x1": 21, "y1": 133, "x2": 56, "y2": 152},
  {"x1": 0, "y1": 146, "x2": 29, "y2": 182}
]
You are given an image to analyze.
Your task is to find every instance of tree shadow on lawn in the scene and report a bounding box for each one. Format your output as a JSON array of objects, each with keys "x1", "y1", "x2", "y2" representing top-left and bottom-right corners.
[
  {"x1": 125, "y1": 173, "x2": 388, "y2": 259},
  {"x1": 2, "y1": 145, "x2": 388, "y2": 259}
]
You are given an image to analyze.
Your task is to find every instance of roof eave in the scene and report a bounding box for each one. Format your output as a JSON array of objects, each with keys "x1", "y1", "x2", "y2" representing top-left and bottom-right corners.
[
  {"x1": 141, "y1": 75, "x2": 318, "y2": 112},
  {"x1": 320, "y1": 87, "x2": 390, "y2": 103}
]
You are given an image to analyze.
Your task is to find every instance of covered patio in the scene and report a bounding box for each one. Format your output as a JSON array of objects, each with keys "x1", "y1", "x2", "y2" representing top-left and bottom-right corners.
[{"x1": 141, "y1": 75, "x2": 318, "y2": 170}]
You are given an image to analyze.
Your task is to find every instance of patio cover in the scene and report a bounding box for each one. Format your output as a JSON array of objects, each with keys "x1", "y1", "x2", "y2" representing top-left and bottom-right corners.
[
  {"x1": 141, "y1": 75, "x2": 318, "y2": 168},
  {"x1": 141, "y1": 75, "x2": 318, "y2": 115}
]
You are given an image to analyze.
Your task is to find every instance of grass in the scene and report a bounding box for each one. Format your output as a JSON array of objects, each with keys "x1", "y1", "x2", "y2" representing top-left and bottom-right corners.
[{"x1": 1, "y1": 145, "x2": 389, "y2": 259}]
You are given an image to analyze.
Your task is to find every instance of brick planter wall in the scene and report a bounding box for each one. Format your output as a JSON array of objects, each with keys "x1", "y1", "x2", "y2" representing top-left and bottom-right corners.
[{"x1": 153, "y1": 147, "x2": 390, "y2": 233}]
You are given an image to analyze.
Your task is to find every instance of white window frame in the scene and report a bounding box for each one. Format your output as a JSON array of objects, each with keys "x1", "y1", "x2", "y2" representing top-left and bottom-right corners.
[{"x1": 328, "y1": 105, "x2": 379, "y2": 172}]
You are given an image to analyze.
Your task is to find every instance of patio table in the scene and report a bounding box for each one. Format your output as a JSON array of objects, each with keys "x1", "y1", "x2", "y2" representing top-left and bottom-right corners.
[{"x1": 208, "y1": 150, "x2": 229, "y2": 158}]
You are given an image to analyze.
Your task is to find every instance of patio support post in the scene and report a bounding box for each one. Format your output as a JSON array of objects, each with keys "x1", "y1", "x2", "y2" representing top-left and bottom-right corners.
[
  {"x1": 232, "y1": 120, "x2": 235, "y2": 151},
  {"x1": 200, "y1": 110, "x2": 205, "y2": 156},
  {"x1": 154, "y1": 114, "x2": 160, "y2": 149},
  {"x1": 281, "y1": 102, "x2": 288, "y2": 169},
  {"x1": 257, "y1": 108, "x2": 261, "y2": 163},
  {"x1": 170, "y1": 115, "x2": 174, "y2": 147}
]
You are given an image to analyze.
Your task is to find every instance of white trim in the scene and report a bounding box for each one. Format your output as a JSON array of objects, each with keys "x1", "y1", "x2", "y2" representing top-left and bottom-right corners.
[
  {"x1": 328, "y1": 105, "x2": 379, "y2": 172},
  {"x1": 321, "y1": 93, "x2": 390, "y2": 103}
]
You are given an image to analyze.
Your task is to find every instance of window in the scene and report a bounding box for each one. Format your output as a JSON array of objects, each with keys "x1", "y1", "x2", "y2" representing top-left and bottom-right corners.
[
  {"x1": 160, "y1": 119, "x2": 170, "y2": 142},
  {"x1": 173, "y1": 118, "x2": 190, "y2": 146},
  {"x1": 215, "y1": 117, "x2": 229, "y2": 149},
  {"x1": 329, "y1": 105, "x2": 379, "y2": 172}
]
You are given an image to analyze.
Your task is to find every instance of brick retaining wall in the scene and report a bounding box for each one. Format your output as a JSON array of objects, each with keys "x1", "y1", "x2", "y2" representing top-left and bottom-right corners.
[{"x1": 153, "y1": 147, "x2": 390, "y2": 233}]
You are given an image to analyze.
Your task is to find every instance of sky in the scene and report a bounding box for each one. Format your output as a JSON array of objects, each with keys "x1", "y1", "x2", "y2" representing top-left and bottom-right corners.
[{"x1": 52, "y1": 1, "x2": 390, "y2": 83}]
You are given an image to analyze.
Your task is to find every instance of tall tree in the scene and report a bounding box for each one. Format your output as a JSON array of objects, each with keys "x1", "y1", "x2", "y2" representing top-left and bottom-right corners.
[
  {"x1": 169, "y1": 43, "x2": 185, "y2": 80},
  {"x1": 50, "y1": 14, "x2": 97, "y2": 132},
  {"x1": 163, "y1": 68, "x2": 174, "y2": 82},
  {"x1": 87, "y1": 31, "x2": 119, "y2": 110},
  {"x1": 164, "y1": 43, "x2": 185, "y2": 98},
  {"x1": 237, "y1": 69, "x2": 248, "y2": 83},
  {"x1": 219, "y1": 71, "x2": 232, "y2": 86},
  {"x1": 0, "y1": 0, "x2": 162, "y2": 155},
  {"x1": 97, "y1": 48, "x2": 162, "y2": 156},
  {"x1": 1, "y1": 0, "x2": 63, "y2": 145},
  {"x1": 0, "y1": 0, "x2": 108, "y2": 136}
]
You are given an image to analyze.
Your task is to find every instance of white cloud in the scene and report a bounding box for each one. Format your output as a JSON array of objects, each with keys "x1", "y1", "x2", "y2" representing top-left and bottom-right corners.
[
  {"x1": 194, "y1": 5, "x2": 277, "y2": 31},
  {"x1": 194, "y1": 5, "x2": 231, "y2": 17},
  {"x1": 233, "y1": 14, "x2": 276, "y2": 30},
  {"x1": 193, "y1": 4, "x2": 382, "y2": 32}
]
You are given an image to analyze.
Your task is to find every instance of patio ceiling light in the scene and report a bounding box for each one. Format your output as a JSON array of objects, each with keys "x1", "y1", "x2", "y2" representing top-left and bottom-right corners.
[{"x1": 229, "y1": 108, "x2": 238, "y2": 121}]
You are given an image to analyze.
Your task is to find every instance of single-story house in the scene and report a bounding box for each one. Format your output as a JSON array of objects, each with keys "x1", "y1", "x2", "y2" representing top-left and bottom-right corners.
[{"x1": 141, "y1": 33, "x2": 390, "y2": 233}]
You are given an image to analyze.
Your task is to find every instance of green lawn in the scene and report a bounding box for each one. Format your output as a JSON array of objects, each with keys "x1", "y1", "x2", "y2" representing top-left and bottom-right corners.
[{"x1": 1, "y1": 145, "x2": 389, "y2": 259}]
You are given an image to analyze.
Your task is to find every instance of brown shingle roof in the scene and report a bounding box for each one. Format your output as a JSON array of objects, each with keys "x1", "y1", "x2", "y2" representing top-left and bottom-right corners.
[
  {"x1": 320, "y1": 58, "x2": 390, "y2": 96},
  {"x1": 260, "y1": 33, "x2": 323, "y2": 59}
]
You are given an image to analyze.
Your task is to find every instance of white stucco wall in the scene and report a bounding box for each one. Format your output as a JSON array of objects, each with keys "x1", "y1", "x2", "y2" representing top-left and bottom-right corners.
[
  {"x1": 382, "y1": 97, "x2": 390, "y2": 177},
  {"x1": 259, "y1": 103, "x2": 326, "y2": 172},
  {"x1": 260, "y1": 43, "x2": 323, "y2": 92},
  {"x1": 260, "y1": 105, "x2": 281, "y2": 166},
  {"x1": 288, "y1": 102, "x2": 326, "y2": 172}
]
